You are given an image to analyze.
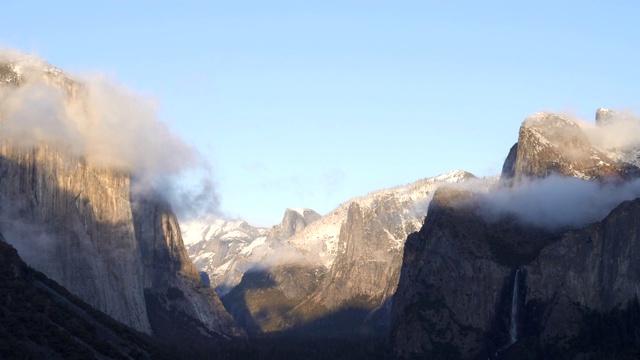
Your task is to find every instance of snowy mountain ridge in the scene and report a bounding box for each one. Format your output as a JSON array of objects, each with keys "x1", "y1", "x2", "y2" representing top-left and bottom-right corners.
[
  {"x1": 184, "y1": 170, "x2": 492, "y2": 295},
  {"x1": 285, "y1": 169, "x2": 485, "y2": 267}
]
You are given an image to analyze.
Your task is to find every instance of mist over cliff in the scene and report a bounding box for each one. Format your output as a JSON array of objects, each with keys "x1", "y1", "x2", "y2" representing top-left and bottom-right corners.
[
  {"x1": 0, "y1": 49, "x2": 242, "y2": 343},
  {"x1": 390, "y1": 109, "x2": 640, "y2": 360},
  {"x1": 456, "y1": 110, "x2": 640, "y2": 230},
  {"x1": 470, "y1": 175, "x2": 640, "y2": 230},
  {"x1": 0, "y1": 48, "x2": 218, "y2": 221}
]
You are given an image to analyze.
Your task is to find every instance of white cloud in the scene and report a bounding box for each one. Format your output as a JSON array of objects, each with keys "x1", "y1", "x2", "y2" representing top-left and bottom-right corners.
[
  {"x1": 473, "y1": 175, "x2": 640, "y2": 230},
  {"x1": 0, "y1": 49, "x2": 218, "y2": 220}
]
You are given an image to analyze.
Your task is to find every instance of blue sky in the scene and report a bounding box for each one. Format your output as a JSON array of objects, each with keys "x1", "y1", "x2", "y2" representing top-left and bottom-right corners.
[{"x1": 2, "y1": 1, "x2": 639, "y2": 226}]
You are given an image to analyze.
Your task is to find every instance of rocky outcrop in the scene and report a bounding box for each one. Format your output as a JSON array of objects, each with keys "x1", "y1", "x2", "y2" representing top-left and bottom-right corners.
[
  {"x1": 297, "y1": 197, "x2": 419, "y2": 329},
  {"x1": 391, "y1": 110, "x2": 640, "y2": 359},
  {"x1": 268, "y1": 208, "x2": 321, "y2": 242},
  {"x1": 132, "y1": 194, "x2": 244, "y2": 339},
  {"x1": 291, "y1": 171, "x2": 483, "y2": 332},
  {"x1": 527, "y1": 197, "x2": 640, "y2": 343},
  {"x1": 595, "y1": 108, "x2": 616, "y2": 126},
  {"x1": 502, "y1": 112, "x2": 640, "y2": 183}
]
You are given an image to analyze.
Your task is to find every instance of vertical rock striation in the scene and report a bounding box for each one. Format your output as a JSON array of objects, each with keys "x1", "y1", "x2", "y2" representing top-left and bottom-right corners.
[
  {"x1": 132, "y1": 194, "x2": 244, "y2": 338},
  {"x1": 0, "y1": 145, "x2": 151, "y2": 332},
  {"x1": 0, "y1": 52, "x2": 242, "y2": 340}
]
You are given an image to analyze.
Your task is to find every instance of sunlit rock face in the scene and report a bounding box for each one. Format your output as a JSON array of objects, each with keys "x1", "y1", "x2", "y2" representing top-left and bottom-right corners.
[
  {"x1": 502, "y1": 112, "x2": 640, "y2": 184},
  {"x1": 0, "y1": 53, "x2": 242, "y2": 339},
  {"x1": 300, "y1": 198, "x2": 422, "y2": 321},
  {"x1": 268, "y1": 208, "x2": 321, "y2": 242}
]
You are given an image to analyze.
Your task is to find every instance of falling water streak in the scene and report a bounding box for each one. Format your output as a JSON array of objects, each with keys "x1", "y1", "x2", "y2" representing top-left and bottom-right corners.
[{"x1": 509, "y1": 269, "x2": 520, "y2": 344}]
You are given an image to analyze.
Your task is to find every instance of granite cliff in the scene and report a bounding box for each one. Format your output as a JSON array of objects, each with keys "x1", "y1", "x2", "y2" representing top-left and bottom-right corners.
[
  {"x1": 390, "y1": 110, "x2": 640, "y2": 359},
  {"x1": 0, "y1": 51, "x2": 242, "y2": 344},
  {"x1": 502, "y1": 111, "x2": 640, "y2": 184}
]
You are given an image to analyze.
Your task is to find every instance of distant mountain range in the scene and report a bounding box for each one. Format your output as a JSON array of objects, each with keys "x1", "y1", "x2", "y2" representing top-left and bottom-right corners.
[{"x1": 183, "y1": 170, "x2": 496, "y2": 336}]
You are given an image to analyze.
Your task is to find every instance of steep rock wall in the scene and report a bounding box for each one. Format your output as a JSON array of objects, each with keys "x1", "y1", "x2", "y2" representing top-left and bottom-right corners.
[
  {"x1": 0, "y1": 144, "x2": 151, "y2": 332},
  {"x1": 132, "y1": 195, "x2": 243, "y2": 338},
  {"x1": 0, "y1": 54, "x2": 242, "y2": 339}
]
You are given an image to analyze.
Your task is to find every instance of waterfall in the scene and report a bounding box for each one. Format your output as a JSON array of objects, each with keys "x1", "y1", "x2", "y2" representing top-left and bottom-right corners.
[{"x1": 509, "y1": 269, "x2": 520, "y2": 344}]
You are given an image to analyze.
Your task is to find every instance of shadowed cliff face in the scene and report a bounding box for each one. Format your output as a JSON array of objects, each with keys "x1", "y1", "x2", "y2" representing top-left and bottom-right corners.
[
  {"x1": 0, "y1": 145, "x2": 151, "y2": 332},
  {"x1": 0, "y1": 145, "x2": 243, "y2": 339},
  {"x1": 389, "y1": 187, "x2": 560, "y2": 359},
  {"x1": 132, "y1": 193, "x2": 245, "y2": 339},
  {"x1": 391, "y1": 111, "x2": 640, "y2": 359},
  {"x1": 390, "y1": 186, "x2": 640, "y2": 359},
  {"x1": 527, "y1": 197, "x2": 640, "y2": 341}
]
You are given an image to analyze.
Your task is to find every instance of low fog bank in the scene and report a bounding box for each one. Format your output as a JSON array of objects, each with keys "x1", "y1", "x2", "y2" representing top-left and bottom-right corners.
[
  {"x1": 472, "y1": 175, "x2": 640, "y2": 230},
  {"x1": 472, "y1": 109, "x2": 640, "y2": 230},
  {"x1": 0, "y1": 49, "x2": 219, "y2": 221}
]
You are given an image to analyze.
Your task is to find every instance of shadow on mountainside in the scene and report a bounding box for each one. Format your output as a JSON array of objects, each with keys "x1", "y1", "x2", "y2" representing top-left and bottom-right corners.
[
  {"x1": 0, "y1": 237, "x2": 171, "y2": 360},
  {"x1": 220, "y1": 267, "x2": 394, "y2": 359}
]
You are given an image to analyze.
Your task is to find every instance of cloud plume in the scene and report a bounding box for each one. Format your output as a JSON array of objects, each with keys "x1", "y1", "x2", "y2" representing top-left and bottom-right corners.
[
  {"x1": 0, "y1": 49, "x2": 218, "y2": 220},
  {"x1": 473, "y1": 175, "x2": 640, "y2": 230}
]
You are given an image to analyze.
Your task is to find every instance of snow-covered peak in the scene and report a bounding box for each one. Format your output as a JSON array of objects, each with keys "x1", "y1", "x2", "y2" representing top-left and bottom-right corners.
[
  {"x1": 523, "y1": 112, "x2": 578, "y2": 128},
  {"x1": 180, "y1": 218, "x2": 267, "y2": 246},
  {"x1": 433, "y1": 169, "x2": 476, "y2": 183},
  {"x1": 0, "y1": 49, "x2": 68, "y2": 84},
  {"x1": 184, "y1": 171, "x2": 498, "y2": 294}
]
